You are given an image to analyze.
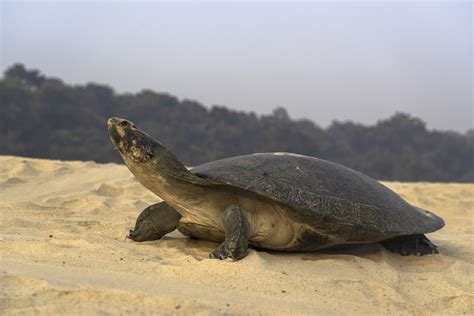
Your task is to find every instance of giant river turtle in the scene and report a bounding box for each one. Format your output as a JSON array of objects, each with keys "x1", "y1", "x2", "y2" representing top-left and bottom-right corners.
[{"x1": 107, "y1": 117, "x2": 444, "y2": 260}]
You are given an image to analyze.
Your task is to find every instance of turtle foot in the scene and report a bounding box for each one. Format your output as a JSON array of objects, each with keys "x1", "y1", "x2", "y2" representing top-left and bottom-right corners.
[
  {"x1": 381, "y1": 234, "x2": 439, "y2": 256},
  {"x1": 129, "y1": 202, "x2": 181, "y2": 242},
  {"x1": 208, "y1": 205, "x2": 250, "y2": 261},
  {"x1": 209, "y1": 241, "x2": 249, "y2": 261}
]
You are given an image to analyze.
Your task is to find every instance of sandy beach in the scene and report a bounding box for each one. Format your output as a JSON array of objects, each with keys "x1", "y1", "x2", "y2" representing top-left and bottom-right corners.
[{"x1": 0, "y1": 155, "x2": 472, "y2": 315}]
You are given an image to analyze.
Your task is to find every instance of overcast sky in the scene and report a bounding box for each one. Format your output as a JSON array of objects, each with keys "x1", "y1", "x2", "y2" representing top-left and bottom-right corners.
[{"x1": 1, "y1": 1, "x2": 472, "y2": 131}]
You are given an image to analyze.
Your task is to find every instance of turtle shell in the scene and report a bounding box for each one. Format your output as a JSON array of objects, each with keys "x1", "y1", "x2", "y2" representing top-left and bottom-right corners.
[{"x1": 191, "y1": 153, "x2": 445, "y2": 243}]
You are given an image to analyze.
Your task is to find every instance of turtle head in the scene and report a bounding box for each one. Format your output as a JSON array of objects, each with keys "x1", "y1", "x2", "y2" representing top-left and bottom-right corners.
[
  {"x1": 107, "y1": 117, "x2": 159, "y2": 164},
  {"x1": 107, "y1": 117, "x2": 208, "y2": 198}
]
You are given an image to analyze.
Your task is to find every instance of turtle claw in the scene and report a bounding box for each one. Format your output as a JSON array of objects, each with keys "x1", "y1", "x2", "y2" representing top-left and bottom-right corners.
[
  {"x1": 209, "y1": 250, "x2": 232, "y2": 260},
  {"x1": 209, "y1": 241, "x2": 248, "y2": 261},
  {"x1": 209, "y1": 245, "x2": 233, "y2": 260},
  {"x1": 209, "y1": 250, "x2": 238, "y2": 261}
]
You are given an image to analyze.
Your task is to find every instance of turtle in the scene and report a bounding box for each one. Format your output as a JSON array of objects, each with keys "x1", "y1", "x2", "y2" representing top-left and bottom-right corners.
[{"x1": 107, "y1": 117, "x2": 445, "y2": 260}]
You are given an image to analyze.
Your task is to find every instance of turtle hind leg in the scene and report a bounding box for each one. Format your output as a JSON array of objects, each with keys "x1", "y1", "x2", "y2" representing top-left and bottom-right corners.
[
  {"x1": 209, "y1": 205, "x2": 250, "y2": 261},
  {"x1": 128, "y1": 202, "x2": 181, "y2": 242},
  {"x1": 381, "y1": 234, "x2": 439, "y2": 256}
]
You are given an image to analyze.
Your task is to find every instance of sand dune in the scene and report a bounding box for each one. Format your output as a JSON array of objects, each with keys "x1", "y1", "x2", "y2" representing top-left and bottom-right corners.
[{"x1": 0, "y1": 155, "x2": 472, "y2": 315}]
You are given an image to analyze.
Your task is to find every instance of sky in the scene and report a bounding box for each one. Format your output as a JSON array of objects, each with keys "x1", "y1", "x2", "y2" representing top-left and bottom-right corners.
[{"x1": 1, "y1": 1, "x2": 472, "y2": 132}]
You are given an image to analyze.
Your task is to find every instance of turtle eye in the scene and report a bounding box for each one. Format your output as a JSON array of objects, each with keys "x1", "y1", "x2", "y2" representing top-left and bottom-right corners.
[{"x1": 120, "y1": 121, "x2": 129, "y2": 127}]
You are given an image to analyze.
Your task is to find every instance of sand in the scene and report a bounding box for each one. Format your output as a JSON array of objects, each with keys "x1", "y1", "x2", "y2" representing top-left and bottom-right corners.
[{"x1": 0, "y1": 155, "x2": 472, "y2": 315}]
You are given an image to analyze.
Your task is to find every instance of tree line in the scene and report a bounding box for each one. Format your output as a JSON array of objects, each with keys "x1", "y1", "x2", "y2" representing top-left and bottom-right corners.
[{"x1": 1, "y1": 64, "x2": 472, "y2": 182}]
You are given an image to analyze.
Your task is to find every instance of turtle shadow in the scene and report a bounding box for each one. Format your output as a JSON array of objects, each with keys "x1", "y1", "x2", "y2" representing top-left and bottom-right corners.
[
  {"x1": 253, "y1": 243, "x2": 386, "y2": 262},
  {"x1": 319, "y1": 243, "x2": 383, "y2": 256},
  {"x1": 160, "y1": 233, "x2": 389, "y2": 262},
  {"x1": 136, "y1": 231, "x2": 421, "y2": 264},
  {"x1": 157, "y1": 235, "x2": 218, "y2": 261}
]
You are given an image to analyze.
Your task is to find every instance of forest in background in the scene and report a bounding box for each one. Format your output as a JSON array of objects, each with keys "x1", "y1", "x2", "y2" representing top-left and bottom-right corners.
[{"x1": 1, "y1": 64, "x2": 473, "y2": 182}]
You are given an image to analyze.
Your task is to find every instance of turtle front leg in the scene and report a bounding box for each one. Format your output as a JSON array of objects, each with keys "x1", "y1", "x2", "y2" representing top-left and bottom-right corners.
[
  {"x1": 128, "y1": 202, "x2": 181, "y2": 242},
  {"x1": 209, "y1": 205, "x2": 250, "y2": 261}
]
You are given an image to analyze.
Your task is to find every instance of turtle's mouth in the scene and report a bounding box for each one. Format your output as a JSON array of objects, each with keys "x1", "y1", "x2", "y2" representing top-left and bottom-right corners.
[{"x1": 108, "y1": 124, "x2": 122, "y2": 148}]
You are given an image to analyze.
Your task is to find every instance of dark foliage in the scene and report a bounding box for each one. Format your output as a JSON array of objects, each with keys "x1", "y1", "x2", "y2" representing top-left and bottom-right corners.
[{"x1": 1, "y1": 64, "x2": 472, "y2": 182}]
